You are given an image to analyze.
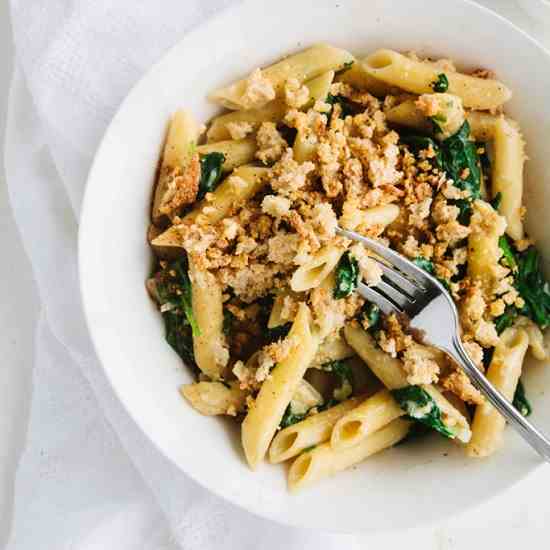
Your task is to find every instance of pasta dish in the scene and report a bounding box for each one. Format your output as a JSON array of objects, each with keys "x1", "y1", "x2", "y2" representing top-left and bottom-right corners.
[{"x1": 146, "y1": 44, "x2": 549, "y2": 491}]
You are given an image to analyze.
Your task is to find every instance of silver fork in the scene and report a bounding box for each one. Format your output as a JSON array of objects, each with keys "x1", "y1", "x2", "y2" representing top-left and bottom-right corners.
[{"x1": 337, "y1": 227, "x2": 550, "y2": 462}]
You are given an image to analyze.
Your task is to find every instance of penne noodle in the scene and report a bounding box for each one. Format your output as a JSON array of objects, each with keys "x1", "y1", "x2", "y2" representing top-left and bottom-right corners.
[
  {"x1": 330, "y1": 389, "x2": 405, "y2": 450},
  {"x1": 206, "y1": 99, "x2": 287, "y2": 142},
  {"x1": 188, "y1": 256, "x2": 228, "y2": 380},
  {"x1": 467, "y1": 327, "x2": 529, "y2": 457},
  {"x1": 197, "y1": 138, "x2": 257, "y2": 171},
  {"x1": 152, "y1": 110, "x2": 201, "y2": 224},
  {"x1": 151, "y1": 165, "x2": 269, "y2": 251},
  {"x1": 363, "y1": 49, "x2": 511, "y2": 110},
  {"x1": 210, "y1": 43, "x2": 353, "y2": 110},
  {"x1": 241, "y1": 303, "x2": 319, "y2": 469},
  {"x1": 344, "y1": 325, "x2": 471, "y2": 442},
  {"x1": 337, "y1": 56, "x2": 395, "y2": 97},
  {"x1": 288, "y1": 418, "x2": 411, "y2": 491},
  {"x1": 467, "y1": 200, "x2": 507, "y2": 299},
  {"x1": 491, "y1": 117, "x2": 525, "y2": 240},
  {"x1": 290, "y1": 245, "x2": 345, "y2": 292},
  {"x1": 269, "y1": 396, "x2": 364, "y2": 463}
]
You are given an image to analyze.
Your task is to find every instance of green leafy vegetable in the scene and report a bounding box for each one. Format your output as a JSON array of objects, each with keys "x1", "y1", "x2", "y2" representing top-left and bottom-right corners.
[
  {"x1": 197, "y1": 152, "x2": 225, "y2": 200},
  {"x1": 333, "y1": 251, "x2": 359, "y2": 299},
  {"x1": 440, "y1": 121, "x2": 482, "y2": 224},
  {"x1": 280, "y1": 406, "x2": 306, "y2": 428},
  {"x1": 491, "y1": 191, "x2": 502, "y2": 210},
  {"x1": 413, "y1": 257, "x2": 435, "y2": 274},
  {"x1": 302, "y1": 445, "x2": 317, "y2": 453},
  {"x1": 391, "y1": 386, "x2": 455, "y2": 439},
  {"x1": 513, "y1": 379, "x2": 532, "y2": 417},
  {"x1": 497, "y1": 236, "x2": 550, "y2": 330},
  {"x1": 359, "y1": 302, "x2": 381, "y2": 332},
  {"x1": 494, "y1": 306, "x2": 518, "y2": 335},
  {"x1": 431, "y1": 73, "x2": 449, "y2": 93},
  {"x1": 321, "y1": 360, "x2": 354, "y2": 401},
  {"x1": 155, "y1": 257, "x2": 198, "y2": 364}
]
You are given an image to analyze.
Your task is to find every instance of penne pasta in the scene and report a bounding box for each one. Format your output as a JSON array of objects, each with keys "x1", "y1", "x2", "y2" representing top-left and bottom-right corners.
[
  {"x1": 287, "y1": 418, "x2": 411, "y2": 491},
  {"x1": 209, "y1": 43, "x2": 353, "y2": 110},
  {"x1": 344, "y1": 325, "x2": 471, "y2": 442},
  {"x1": 467, "y1": 327, "x2": 529, "y2": 457},
  {"x1": 269, "y1": 396, "x2": 364, "y2": 463},
  {"x1": 241, "y1": 303, "x2": 319, "y2": 469},
  {"x1": 491, "y1": 117, "x2": 525, "y2": 240},
  {"x1": 467, "y1": 200, "x2": 507, "y2": 299},
  {"x1": 151, "y1": 165, "x2": 269, "y2": 250},
  {"x1": 337, "y1": 56, "x2": 395, "y2": 97},
  {"x1": 180, "y1": 381, "x2": 246, "y2": 416},
  {"x1": 206, "y1": 99, "x2": 287, "y2": 142},
  {"x1": 188, "y1": 256, "x2": 228, "y2": 380},
  {"x1": 362, "y1": 49, "x2": 512, "y2": 110},
  {"x1": 330, "y1": 389, "x2": 405, "y2": 450},
  {"x1": 152, "y1": 110, "x2": 201, "y2": 224},
  {"x1": 197, "y1": 138, "x2": 257, "y2": 171},
  {"x1": 343, "y1": 325, "x2": 408, "y2": 389},
  {"x1": 290, "y1": 245, "x2": 345, "y2": 292}
]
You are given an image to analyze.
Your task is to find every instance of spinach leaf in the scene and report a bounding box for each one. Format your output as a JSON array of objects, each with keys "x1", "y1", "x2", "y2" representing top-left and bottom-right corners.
[
  {"x1": 359, "y1": 302, "x2": 381, "y2": 332},
  {"x1": 498, "y1": 237, "x2": 550, "y2": 330},
  {"x1": 430, "y1": 73, "x2": 449, "y2": 93},
  {"x1": 494, "y1": 306, "x2": 518, "y2": 335},
  {"x1": 498, "y1": 235, "x2": 517, "y2": 270},
  {"x1": 155, "y1": 257, "x2": 198, "y2": 364},
  {"x1": 197, "y1": 152, "x2": 225, "y2": 200},
  {"x1": 513, "y1": 379, "x2": 532, "y2": 417},
  {"x1": 326, "y1": 93, "x2": 359, "y2": 118},
  {"x1": 321, "y1": 360, "x2": 354, "y2": 401},
  {"x1": 333, "y1": 251, "x2": 359, "y2": 299},
  {"x1": 491, "y1": 191, "x2": 502, "y2": 210},
  {"x1": 301, "y1": 445, "x2": 317, "y2": 453},
  {"x1": 391, "y1": 386, "x2": 455, "y2": 439},
  {"x1": 413, "y1": 257, "x2": 435, "y2": 274},
  {"x1": 280, "y1": 406, "x2": 306, "y2": 428},
  {"x1": 439, "y1": 121, "x2": 482, "y2": 224}
]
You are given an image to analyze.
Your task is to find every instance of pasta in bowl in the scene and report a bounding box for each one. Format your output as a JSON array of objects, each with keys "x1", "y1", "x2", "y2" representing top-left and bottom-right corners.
[
  {"x1": 147, "y1": 44, "x2": 548, "y2": 490},
  {"x1": 79, "y1": 0, "x2": 550, "y2": 531}
]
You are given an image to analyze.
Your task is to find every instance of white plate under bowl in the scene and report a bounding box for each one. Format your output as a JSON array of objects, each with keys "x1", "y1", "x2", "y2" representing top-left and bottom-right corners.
[{"x1": 79, "y1": 0, "x2": 550, "y2": 533}]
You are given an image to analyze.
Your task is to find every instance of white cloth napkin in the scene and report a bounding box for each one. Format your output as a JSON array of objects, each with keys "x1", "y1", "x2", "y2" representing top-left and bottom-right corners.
[{"x1": 4, "y1": 1, "x2": 550, "y2": 549}]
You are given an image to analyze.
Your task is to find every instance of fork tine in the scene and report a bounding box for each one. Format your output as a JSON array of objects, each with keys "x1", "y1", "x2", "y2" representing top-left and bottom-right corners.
[
  {"x1": 337, "y1": 227, "x2": 426, "y2": 286},
  {"x1": 357, "y1": 282, "x2": 399, "y2": 315},
  {"x1": 375, "y1": 261, "x2": 421, "y2": 296},
  {"x1": 376, "y1": 280, "x2": 411, "y2": 309}
]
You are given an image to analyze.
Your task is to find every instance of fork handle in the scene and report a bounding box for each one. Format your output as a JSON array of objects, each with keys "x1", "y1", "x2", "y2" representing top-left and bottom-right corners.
[{"x1": 449, "y1": 337, "x2": 550, "y2": 463}]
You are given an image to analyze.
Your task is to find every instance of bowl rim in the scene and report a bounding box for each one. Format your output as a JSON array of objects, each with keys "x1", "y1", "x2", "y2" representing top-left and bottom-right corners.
[{"x1": 78, "y1": 0, "x2": 550, "y2": 532}]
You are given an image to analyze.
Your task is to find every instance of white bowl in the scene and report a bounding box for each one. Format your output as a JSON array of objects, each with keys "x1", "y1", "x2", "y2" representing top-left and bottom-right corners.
[{"x1": 79, "y1": 0, "x2": 550, "y2": 532}]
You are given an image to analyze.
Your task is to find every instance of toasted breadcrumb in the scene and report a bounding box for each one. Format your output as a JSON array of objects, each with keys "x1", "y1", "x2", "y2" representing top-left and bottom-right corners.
[{"x1": 241, "y1": 68, "x2": 276, "y2": 109}]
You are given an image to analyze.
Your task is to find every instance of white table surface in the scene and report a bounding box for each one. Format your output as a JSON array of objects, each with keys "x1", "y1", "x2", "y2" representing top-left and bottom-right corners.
[{"x1": 1, "y1": 2, "x2": 550, "y2": 548}]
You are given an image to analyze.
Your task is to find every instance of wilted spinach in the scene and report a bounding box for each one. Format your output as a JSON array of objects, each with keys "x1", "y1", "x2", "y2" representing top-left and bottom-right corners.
[
  {"x1": 155, "y1": 256, "x2": 198, "y2": 365},
  {"x1": 430, "y1": 73, "x2": 449, "y2": 93},
  {"x1": 333, "y1": 251, "x2": 359, "y2": 299},
  {"x1": 391, "y1": 385, "x2": 455, "y2": 439},
  {"x1": 197, "y1": 152, "x2": 225, "y2": 200}
]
